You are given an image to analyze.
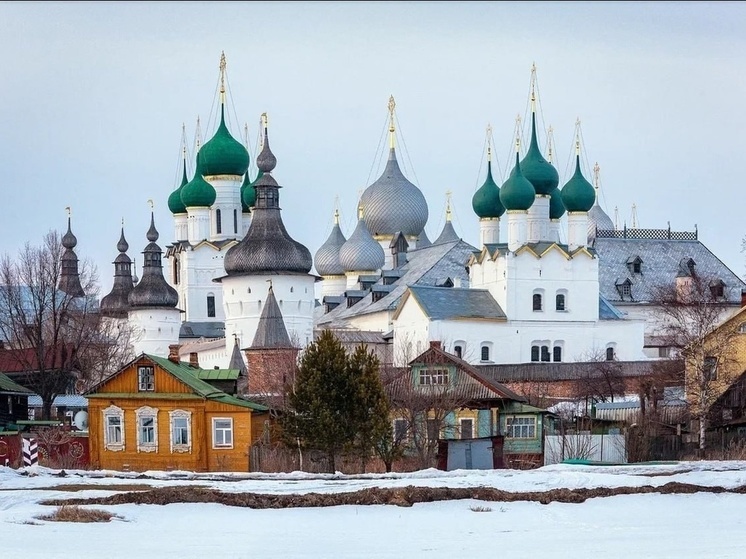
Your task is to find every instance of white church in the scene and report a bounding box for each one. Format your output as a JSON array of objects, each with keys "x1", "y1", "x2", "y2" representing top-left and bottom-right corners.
[{"x1": 95, "y1": 55, "x2": 746, "y2": 373}]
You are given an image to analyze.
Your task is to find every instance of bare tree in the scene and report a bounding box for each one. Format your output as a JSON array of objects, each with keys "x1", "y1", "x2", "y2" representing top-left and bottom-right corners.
[
  {"x1": 651, "y1": 273, "x2": 740, "y2": 454},
  {"x1": 573, "y1": 348, "x2": 627, "y2": 413},
  {"x1": 0, "y1": 231, "x2": 131, "y2": 418}
]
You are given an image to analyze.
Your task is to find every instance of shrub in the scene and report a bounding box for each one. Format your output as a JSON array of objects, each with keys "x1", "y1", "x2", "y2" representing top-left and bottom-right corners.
[{"x1": 37, "y1": 505, "x2": 120, "y2": 523}]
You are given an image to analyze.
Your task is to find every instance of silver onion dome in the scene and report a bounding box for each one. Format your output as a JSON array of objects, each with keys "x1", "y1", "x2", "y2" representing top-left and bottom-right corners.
[
  {"x1": 314, "y1": 212, "x2": 347, "y2": 276},
  {"x1": 339, "y1": 212, "x2": 385, "y2": 272},
  {"x1": 587, "y1": 199, "x2": 614, "y2": 242},
  {"x1": 360, "y1": 148, "x2": 428, "y2": 238}
]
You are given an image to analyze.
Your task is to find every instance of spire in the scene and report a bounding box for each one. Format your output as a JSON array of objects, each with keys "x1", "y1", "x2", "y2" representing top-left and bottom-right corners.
[
  {"x1": 487, "y1": 123, "x2": 493, "y2": 162},
  {"x1": 128, "y1": 209, "x2": 178, "y2": 309},
  {"x1": 251, "y1": 285, "x2": 292, "y2": 348},
  {"x1": 388, "y1": 95, "x2": 396, "y2": 149},
  {"x1": 58, "y1": 209, "x2": 85, "y2": 298},
  {"x1": 229, "y1": 335, "x2": 247, "y2": 375},
  {"x1": 219, "y1": 51, "x2": 227, "y2": 105},
  {"x1": 547, "y1": 126, "x2": 554, "y2": 164},
  {"x1": 472, "y1": 127, "x2": 505, "y2": 220},
  {"x1": 445, "y1": 190, "x2": 452, "y2": 223},
  {"x1": 100, "y1": 224, "x2": 135, "y2": 319},
  {"x1": 530, "y1": 62, "x2": 537, "y2": 113}
]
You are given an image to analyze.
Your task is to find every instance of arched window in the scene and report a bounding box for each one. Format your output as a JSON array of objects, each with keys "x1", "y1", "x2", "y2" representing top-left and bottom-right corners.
[
  {"x1": 480, "y1": 343, "x2": 492, "y2": 362},
  {"x1": 606, "y1": 345, "x2": 616, "y2": 361},
  {"x1": 541, "y1": 345, "x2": 550, "y2": 362},
  {"x1": 531, "y1": 345, "x2": 540, "y2": 362},
  {"x1": 216, "y1": 209, "x2": 222, "y2": 234},
  {"x1": 233, "y1": 209, "x2": 238, "y2": 234},
  {"x1": 172, "y1": 257, "x2": 180, "y2": 285},
  {"x1": 553, "y1": 345, "x2": 562, "y2": 362},
  {"x1": 555, "y1": 292, "x2": 566, "y2": 311},
  {"x1": 454, "y1": 345, "x2": 463, "y2": 359},
  {"x1": 532, "y1": 293, "x2": 543, "y2": 311},
  {"x1": 207, "y1": 293, "x2": 216, "y2": 318}
]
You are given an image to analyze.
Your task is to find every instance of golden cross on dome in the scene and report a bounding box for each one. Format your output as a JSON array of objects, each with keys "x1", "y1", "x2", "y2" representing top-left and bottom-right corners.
[
  {"x1": 219, "y1": 51, "x2": 227, "y2": 102},
  {"x1": 593, "y1": 162, "x2": 601, "y2": 190},
  {"x1": 445, "y1": 190, "x2": 453, "y2": 222},
  {"x1": 486, "y1": 123, "x2": 492, "y2": 161},
  {"x1": 388, "y1": 95, "x2": 396, "y2": 149},
  {"x1": 547, "y1": 125, "x2": 554, "y2": 163}
]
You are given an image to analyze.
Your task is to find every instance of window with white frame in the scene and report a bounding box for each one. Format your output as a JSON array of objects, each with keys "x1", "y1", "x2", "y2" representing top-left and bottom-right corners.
[
  {"x1": 532, "y1": 290, "x2": 544, "y2": 311},
  {"x1": 460, "y1": 418, "x2": 474, "y2": 440},
  {"x1": 103, "y1": 405, "x2": 124, "y2": 451},
  {"x1": 553, "y1": 345, "x2": 563, "y2": 362},
  {"x1": 480, "y1": 342, "x2": 493, "y2": 362},
  {"x1": 393, "y1": 418, "x2": 408, "y2": 442},
  {"x1": 169, "y1": 409, "x2": 192, "y2": 453},
  {"x1": 212, "y1": 417, "x2": 233, "y2": 448},
  {"x1": 138, "y1": 366, "x2": 155, "y2": 391},
  {"x1": 453, "y1": 340, "x2": 466, "y2": 359},
  {"x1": 418, "y1": 368, "x2": 449, "y2": 385},
  {"x1": 606, "y1": 344, "x2": 617, "y2": 361},
  {"x1": 506, "y1": 416, "x2": 537, "y2": 438},
  {"x1": 136, "y1": 406, "x2": 158, "y2": 452}
]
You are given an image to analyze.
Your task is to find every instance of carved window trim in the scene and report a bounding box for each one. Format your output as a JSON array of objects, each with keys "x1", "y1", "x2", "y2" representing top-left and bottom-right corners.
[
  {"x1": 169, "y1": 409, "x2": 192, "y2": 454},
  {"x1": 103, "y1": 405, "x2": 125, "y2": 452},
  {"x1": 136, "y1": 406, "x2": 159, "y2": 453}
]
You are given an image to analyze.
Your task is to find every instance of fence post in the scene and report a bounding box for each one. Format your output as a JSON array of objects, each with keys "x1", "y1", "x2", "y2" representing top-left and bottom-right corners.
[{"x1": 22, "y1": 437, "x2": 38, "y2": 467}]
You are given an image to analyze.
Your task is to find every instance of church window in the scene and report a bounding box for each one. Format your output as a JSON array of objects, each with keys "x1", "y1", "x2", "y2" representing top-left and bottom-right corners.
[
  {"x1": 481, "y1": 345, "x2": 490, "y2": 362},
  {"x1": 453, "y1": 342, "x2": 465, "y2": 359},
  {"x1": 533, "y1": 293, "x2": 543, "y2": 311},
  {"x1": 207, "y1": 294, "x2": 216, "y2": 318},
  {"x1": 556, "y1": 292, "x2": 566, "y2": 311},
  {"x1": 173, "y1": 257, "x2": 180, "y2": 285},
  {"x1": 626, "y1": 256, "x2": 643, "y2": 274},
  {"x1": 216, "y1": 209, "x2": 222, "y2": 234},
  {"x1": 540, "y1": 346, "x2": 551, "y2": 362},
  {"x1": 531, "y1": 345, "x2": 540, "y2": 362},
  {"x1": 553, "y1": 346, "x2": 562, "y2": 362},
  {"x1": 606, "y1": 346, "x2": 616, "y2": 361},
  {"x1": 233, "y1": 209, "x2": 238, "y2": 234},
  {"x1": 710, "y1": 280, "x2": 725, "y2": 299}
]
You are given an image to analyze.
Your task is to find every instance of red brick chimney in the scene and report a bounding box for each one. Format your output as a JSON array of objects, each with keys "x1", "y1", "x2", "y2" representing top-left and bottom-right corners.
[
  {"x1": 429, "y1": 340, "x2": 442, "y2": 350},
  {"x1": 168, "y1": 344, "x2": 181, "y2": 364},
  {"x1": 189, "y1": 352, "x2": 199, "y2": 369}
]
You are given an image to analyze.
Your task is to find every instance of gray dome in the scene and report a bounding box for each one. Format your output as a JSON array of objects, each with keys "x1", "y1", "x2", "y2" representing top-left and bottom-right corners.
[
  {"x1": 361, "y1": 148, "x2": 428, "y2": 237},
  {"x1": 224, "y1": 129, "x2": 313, "y2": 276},
  {"x1": 339, "y1": 216, "x2": 385, "y2": 272},
  {"x1": 128, "y1": 214, "x2": 179, "y2": 309},
  {"x1": 587, "y1": 197, "x2": 614, "y2": 241},
  {"x1": 314, "y1": 217, "x2": 347, "y2": 276}
]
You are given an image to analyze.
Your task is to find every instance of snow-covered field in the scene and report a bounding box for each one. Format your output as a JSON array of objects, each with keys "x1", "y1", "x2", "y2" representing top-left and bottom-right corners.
[{"x1": 2, "y1": 462, "x2": 746, "y2": 559}]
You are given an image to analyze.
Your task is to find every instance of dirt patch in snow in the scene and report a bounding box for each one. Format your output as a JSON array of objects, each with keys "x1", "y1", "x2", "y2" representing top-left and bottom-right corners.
[{"x1": 39, "y1": 482, "x2": 746, "y2": 509}]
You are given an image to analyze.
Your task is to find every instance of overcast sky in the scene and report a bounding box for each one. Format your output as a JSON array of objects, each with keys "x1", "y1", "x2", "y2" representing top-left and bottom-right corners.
[{"x1": 1, "y1": 1, "x2": 745, "y2": 296}]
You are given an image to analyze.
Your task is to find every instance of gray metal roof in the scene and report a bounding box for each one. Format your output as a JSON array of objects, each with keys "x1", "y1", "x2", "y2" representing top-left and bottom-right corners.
[
  {"x1": 476, "y1": 360, "x2": 678, "y2": 382},
  {"x1": 599, "y1": 294, "x2": 625, "y2": 320},
  {"x1": 317, "y1": 239, "x2": 477, "y2": 326},
  {"x1": 128, "y1": 214, "x2": 179, "y2": 309},
  {"x1": 416, "y1": 229, "x2": 432, "y2": 249},
  {"x1": 433, "y1": 220, "x2": 460, "y2": 245},
  {"x1": 339, "y1": 217, "x2": 385, "y2": 273},
  {"x1": 407, "y1": 285, "x2": 506, "y2": 320},
  {"x1": 361, "y1": 147, "x2": 429, "y2": 237},
  {"x1": 28, "y1": 394, "x2": 88, "y2": 407},
  {"x1": 593, "y1": 235, "x2": 746, "y2": 304},
  {"x1": 100, "y1": 228, "x2": 135, "y2": 318},
  {"x1": 251, "y1": 286, "x2": 292, "y2": 348},
  {"x1": 179, "y1": 321, "x2": 226, "y2": 339},
  {"x1": 228, "y1": 337, "x2": 247, "y2": 375}
]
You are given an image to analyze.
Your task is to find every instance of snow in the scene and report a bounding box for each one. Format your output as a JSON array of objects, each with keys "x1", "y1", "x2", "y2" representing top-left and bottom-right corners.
[{"x1": 2, "y1": 462, "x2": 746, "y2": 558}]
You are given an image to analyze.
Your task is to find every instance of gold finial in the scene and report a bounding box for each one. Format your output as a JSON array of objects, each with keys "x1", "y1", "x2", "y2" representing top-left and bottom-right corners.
[
  {"x1": 593, "y1": 162, "x2": 600, "y2": 190},
  {"x1": 486, "y1": 123, "x2": 492, "y2": 161},
  {"x1": 334, "y1": 208, "x2": 340, "y2": 225},
  {"x1": 147, "y1": 199, "x2": 154, "y2": 210},
  {"x1": 575, "y1": 118, "x2": 581, "y2": 156},
  {"x1": 65, "y1": 206, "x2": 71, "y2": 217},
  {"x1": 357, "y1": 203, "x2": 364, "y2": 220},
  {"x1": 515, "y1": 135, "x2": 521, "y2": 153},
  {"x1": 388, "y1": 95, "x2": 396, "y2": 149},
  {"x1": 530, "y1": 62, "x2": 537, "y2": 112},
  {"x1": 547, "y1": 125, "x2": 554, "y2": 163},
  {"x1": 445, "y1": 191, "x2": 452, "y2": 222},
  {"x1": 219, "y1": 51, "x2": 227, "y2": 103},
  {"x1": 195, "y1": 116, "x2": 202, "y2": 151},
  {"x1": 181, "y1": 123, "x2": 187, "y2": 159}
]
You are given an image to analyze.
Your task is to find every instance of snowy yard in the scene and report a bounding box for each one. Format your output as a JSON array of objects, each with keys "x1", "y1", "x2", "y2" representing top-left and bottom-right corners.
[{"x1": 2, "y1": 462, "x2": 746, "y2": 558}]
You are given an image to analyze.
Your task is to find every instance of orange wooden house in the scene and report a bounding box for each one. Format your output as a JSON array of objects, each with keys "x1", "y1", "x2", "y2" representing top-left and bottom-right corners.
[{"x1": 86, "y1": 351, "x2": 269, "y2": 472}]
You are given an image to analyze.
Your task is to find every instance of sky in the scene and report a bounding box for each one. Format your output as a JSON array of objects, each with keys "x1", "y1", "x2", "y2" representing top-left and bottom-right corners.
[
  {"x1": 2, "y1": 462, "x2": 746, "y2": 558},
  {"x1": 1, "y1": 2, "x2": 745, "y2": 296}
]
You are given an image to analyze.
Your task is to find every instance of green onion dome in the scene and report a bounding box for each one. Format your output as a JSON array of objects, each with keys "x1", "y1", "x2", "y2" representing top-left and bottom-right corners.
[
  {"x1": 549, "y1": 187, "x2": 566, "y2": 220},
  {"x1": 241, "y1": 170, "x2": 261, "y2": 212},
  {"x1": 180, "y1": 157, "x2": 216, "y2": 208},
  {"x1": 471, "y1": 161, "x2": 505, "y2": 219},
  {"x1": 520, "y1": 112, "x2": 559, "y2": 195},
  {"x1": 560, "y1": 155, "x2": 595, "y2": 212},
  {"x1": 198, "y1": 104, "x2": 249, "y2": 177},
  {"x1": 168, "y1": 159, "x2": 189, "y2": 215},
  {"x1": 499, "y1": 152, "x2": 536, "y2": 211}
]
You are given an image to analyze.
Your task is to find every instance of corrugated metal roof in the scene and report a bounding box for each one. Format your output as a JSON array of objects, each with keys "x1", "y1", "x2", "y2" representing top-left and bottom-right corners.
[
  {"x1": 195, "y1": 369, "x2": 240, "y2": 381},
  {"x1": 179, "y1": 321, "x2": 226, "y2": 339},
  {"x1": 28, "y1": 394, "x2": 87, "y2": 407},
  {"x1": 476, "y1": 360, "x2": 682, "y2": 382},
  {"x1": 407, "y1": 285, "x2": 506, "y2": 321},
  {"x1": 593, "y1": 237, "x2": 746, "y2": 304},
  {"x1": 0, "y1": 373, "x2": 33, "y2": 395}
]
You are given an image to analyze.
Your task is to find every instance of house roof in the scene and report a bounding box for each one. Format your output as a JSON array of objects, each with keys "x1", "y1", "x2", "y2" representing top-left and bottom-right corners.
[
  {"x1": 401, "y1": 345, "x2": 525, "y2": 403},
  {"x1": 400, "y1": 285, "x2": 506, "y2": 321},
  {"x1": 599, "y1": 294, "x2": 626, "y2": 320},
  {"x1": 194, "y1": 369, "x2": 241, "y2": 381},
  {"x1": 0, "y1": 372, "x2": 33, "y2": 395},
  {"x1": 86, "y1": 353, "x2": 267, "y2": 411},
  {"x1": 476, "y1": 360, "x2": 680, "y2": 382},
  {"x1": 0, "y1": 345, "x2": 78, "y2": 373},
  {"x1": 28, "y1": 394, "x2": 87, "y2": 407},
  {"x1": 593, "y1": 236, "x2": 746, "y2": 304},
  {"x1": 179, "y1": 321, "x2": 226, "y2": 339}
]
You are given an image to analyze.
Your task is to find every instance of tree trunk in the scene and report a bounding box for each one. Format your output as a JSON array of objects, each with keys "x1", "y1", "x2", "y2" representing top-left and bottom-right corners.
[
  {"x1": 327, "y1": 450, "x2": 336, "y2": 473},
  {"x1": 384, "y1": 460, "x2": 393, "y2": 473},
  {"x1": 699, "y1": 415, "x2": 707, "y2": 456},
  {"x1": 42, "y1": 398, "x2": 54, "y2": 421}
]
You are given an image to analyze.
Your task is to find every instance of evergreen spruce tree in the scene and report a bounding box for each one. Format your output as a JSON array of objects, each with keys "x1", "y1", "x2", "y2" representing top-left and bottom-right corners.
[
  {"x1": 282, "y1": 329, "x2": 357, "y2": 472},
  {"x1": 348, "y1": 344, "x2": 391, "y2": 472}
]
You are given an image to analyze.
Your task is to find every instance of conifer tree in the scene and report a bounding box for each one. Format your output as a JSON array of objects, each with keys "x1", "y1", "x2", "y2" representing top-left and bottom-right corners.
[
  {"x1": 282, "y1": 329, "x2": 357, "y2": 472},
  {"x1": 348, "y1": 344, "x2": 391, "y2": 472}
]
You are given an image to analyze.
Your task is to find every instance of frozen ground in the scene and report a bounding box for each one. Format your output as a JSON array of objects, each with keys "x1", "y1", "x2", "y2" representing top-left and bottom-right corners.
[{"x1": 1, "y1": 461, "x2": 746, "y2": 559}]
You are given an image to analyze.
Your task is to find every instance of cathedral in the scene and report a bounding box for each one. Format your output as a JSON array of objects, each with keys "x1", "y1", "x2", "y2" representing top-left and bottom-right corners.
[{"x1": 91, "y1": 54, "x2": 745, "y2": 375}]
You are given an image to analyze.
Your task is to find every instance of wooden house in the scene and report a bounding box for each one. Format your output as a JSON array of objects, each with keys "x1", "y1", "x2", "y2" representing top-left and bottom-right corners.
[
  {"x1": 86, "y1": 351, "x2": 269, "y2": 472},
  {"x1": 389, "y1": 341, "x2": 550, "y2": 468},
  {"x1": 0, "y1": 372, "x2": 32, "y2": 430}
]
